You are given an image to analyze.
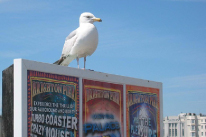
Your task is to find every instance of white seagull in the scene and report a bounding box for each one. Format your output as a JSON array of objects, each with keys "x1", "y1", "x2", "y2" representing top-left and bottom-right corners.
[{"x1": 57, "y1": 12, "x2": 102, "y2": 69}]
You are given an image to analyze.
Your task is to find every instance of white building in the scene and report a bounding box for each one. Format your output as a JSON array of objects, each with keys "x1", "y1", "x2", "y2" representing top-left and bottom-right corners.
[{"x1": 163, "y1": 113, "x2": 206, "y2": 137}]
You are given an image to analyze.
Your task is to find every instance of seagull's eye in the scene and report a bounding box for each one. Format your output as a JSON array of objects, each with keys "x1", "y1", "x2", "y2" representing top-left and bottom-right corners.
[{"x1": 86, "y1": 16, "x2": 90, "y2": 18}]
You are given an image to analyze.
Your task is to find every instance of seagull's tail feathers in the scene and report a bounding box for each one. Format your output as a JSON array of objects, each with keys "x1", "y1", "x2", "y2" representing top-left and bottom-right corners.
[
  {"x1": 54, "y1": 55, "x2": 76, "y2": 66},
  {"x1": 57, "y1": 57, "x2": 64, "y2": 65},
  {"x1": 53, "y1": 60, "x2": 59, "y2": 65},
  {"x1": 53, "y1": 58, "x2": 63, "y2": 65}
]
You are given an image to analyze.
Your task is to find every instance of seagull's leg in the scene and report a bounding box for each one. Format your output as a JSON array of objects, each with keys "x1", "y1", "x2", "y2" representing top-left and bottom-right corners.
[
  {"x1": 84, "y1": 57, "x2": 86, "y2": 69},
  {"x1": 76, "y1": 57, "x2": 79, "y2": 69}
]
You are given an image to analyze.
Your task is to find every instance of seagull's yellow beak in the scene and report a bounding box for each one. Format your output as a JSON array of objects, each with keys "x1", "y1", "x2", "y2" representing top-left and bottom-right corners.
[{"x1": 93, "y1": 18, "x2": 102, "y2": 22}]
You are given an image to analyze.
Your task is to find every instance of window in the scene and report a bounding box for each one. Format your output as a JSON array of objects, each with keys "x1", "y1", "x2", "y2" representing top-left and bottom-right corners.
[
  {"x1": 201, "y1": 119, "x2": 203, "y2": 122},
  {"x1": 205, "y1": 125, "x2": 206, "y2": 129},
  {"x1": 182, "y1": 123, "x2": 184, "y2": 128},
  {"x1": 169, "y1": 129, "x2": 171, "y2": 137},
  {"x1": 182, "y1": 129, "x2": 184, "y2": 136},
  {"x1": 175, "y1": 123, "x2": 177, "y2": 128},
  {"x1": 202, "y1": 132, "x2": 203, "y2": 136},
  {"x1": 201, "y1": 125, "x2": 203, "y2": 129},
  {"x1": 169, "y1": 123, "x2": 171, "y2": 127},
  {"x1": 191, "y1": 132, "x2": 195, "y2": 137},
  {"x1": 192, "y1": 125, "x2": 195, "y2": 131},
  {"x1": 175, "y1": 129, "x2": 177, "y2": 136},
  {"x1": 191, "y1": 119, "x2": 195, "y2": 123},
  {"x1": 172, "y1": 129, "x2": 174, "y2": 136}
]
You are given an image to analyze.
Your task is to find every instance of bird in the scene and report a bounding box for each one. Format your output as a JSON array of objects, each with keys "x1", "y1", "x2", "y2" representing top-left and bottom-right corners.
[{"x1": 56, "y1": 12, "x2": 102, "y2": 69}]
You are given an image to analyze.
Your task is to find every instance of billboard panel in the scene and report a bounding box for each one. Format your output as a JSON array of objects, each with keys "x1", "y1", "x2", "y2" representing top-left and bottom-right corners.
[
  {"x1": 126, "y1": 85, "x2": 160, "y2": 137},
  {"x1": 83, "y1": 79, "x2": 124, "y2": 137},
  {"x1": 27, "y1": 70, "x2": 79, "y2": 137},
  {"x1": 13, "y1": 59, "x2": 162, "y2": 137}
]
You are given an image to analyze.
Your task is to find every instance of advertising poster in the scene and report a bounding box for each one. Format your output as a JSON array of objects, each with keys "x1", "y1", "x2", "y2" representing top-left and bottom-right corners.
[
  {"x1": 83, "y1": 79, "x2": 124, "y2": 137},
  {"x1": 27, "y1": 70, "x2": 79, "y2": 137},
  {"x1": 126, "y1": 85, "x2": 160, "y2": 137}
]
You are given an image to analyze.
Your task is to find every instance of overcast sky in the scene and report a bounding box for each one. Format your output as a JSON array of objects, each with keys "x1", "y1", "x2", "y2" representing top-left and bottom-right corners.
[{"x1": 0, "y1": 0, "x2": 206, "y2": 117}]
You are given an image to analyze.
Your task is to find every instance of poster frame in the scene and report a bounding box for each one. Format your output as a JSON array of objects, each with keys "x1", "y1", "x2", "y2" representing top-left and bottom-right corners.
[
  {"x1": 126, "y1": 85, "x2": 161, "y2": 137},
  {"x1": 14, "y1": 59, "x2": 163, "y2": 137},
  {"x1": 82, "y1": 79, "x2": 124, "y2": 136}
]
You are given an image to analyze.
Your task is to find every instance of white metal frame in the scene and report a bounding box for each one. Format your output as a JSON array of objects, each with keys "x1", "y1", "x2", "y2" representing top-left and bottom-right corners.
[{"x1": 14, "y1": 58, "x2": 163, "y2": 137}]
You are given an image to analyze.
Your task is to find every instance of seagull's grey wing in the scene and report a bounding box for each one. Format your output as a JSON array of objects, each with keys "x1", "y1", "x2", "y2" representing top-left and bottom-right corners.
[
  {"x1": 58, "y1": 29, "x2": 78, "y2": 65},
  {"x1": 65, "y1": 29, "x2": 77, "y2": 40},
  {"x1": 61, "y1": 29, "x2": 78, "y2": 57}
]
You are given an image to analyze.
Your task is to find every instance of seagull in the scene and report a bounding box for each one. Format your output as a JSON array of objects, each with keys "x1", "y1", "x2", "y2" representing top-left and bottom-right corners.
[{"x1": 57, "y1": 12, "x2": 102, "y2": 69}]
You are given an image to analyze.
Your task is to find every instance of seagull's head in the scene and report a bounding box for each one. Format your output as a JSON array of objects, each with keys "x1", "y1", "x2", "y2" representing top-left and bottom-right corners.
[{"x1": 79, "y1": 12, "x2": 102, "y2": 24}]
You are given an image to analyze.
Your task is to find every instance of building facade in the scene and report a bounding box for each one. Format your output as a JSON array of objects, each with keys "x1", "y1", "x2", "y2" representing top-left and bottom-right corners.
[{"x1": 163, "y1": 113, "x2": 206, "y2": 137}]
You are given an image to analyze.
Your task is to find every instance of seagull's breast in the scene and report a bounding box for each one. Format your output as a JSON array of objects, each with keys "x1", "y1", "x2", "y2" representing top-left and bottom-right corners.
[{"x1": 70, "y1": 23, "x2": 98, "y2": 58}]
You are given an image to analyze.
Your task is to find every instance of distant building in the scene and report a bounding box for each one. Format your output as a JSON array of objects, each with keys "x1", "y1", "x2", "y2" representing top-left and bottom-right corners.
[{"x1": 163, "y1": 113, "x2": 206, "y2": 137}]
